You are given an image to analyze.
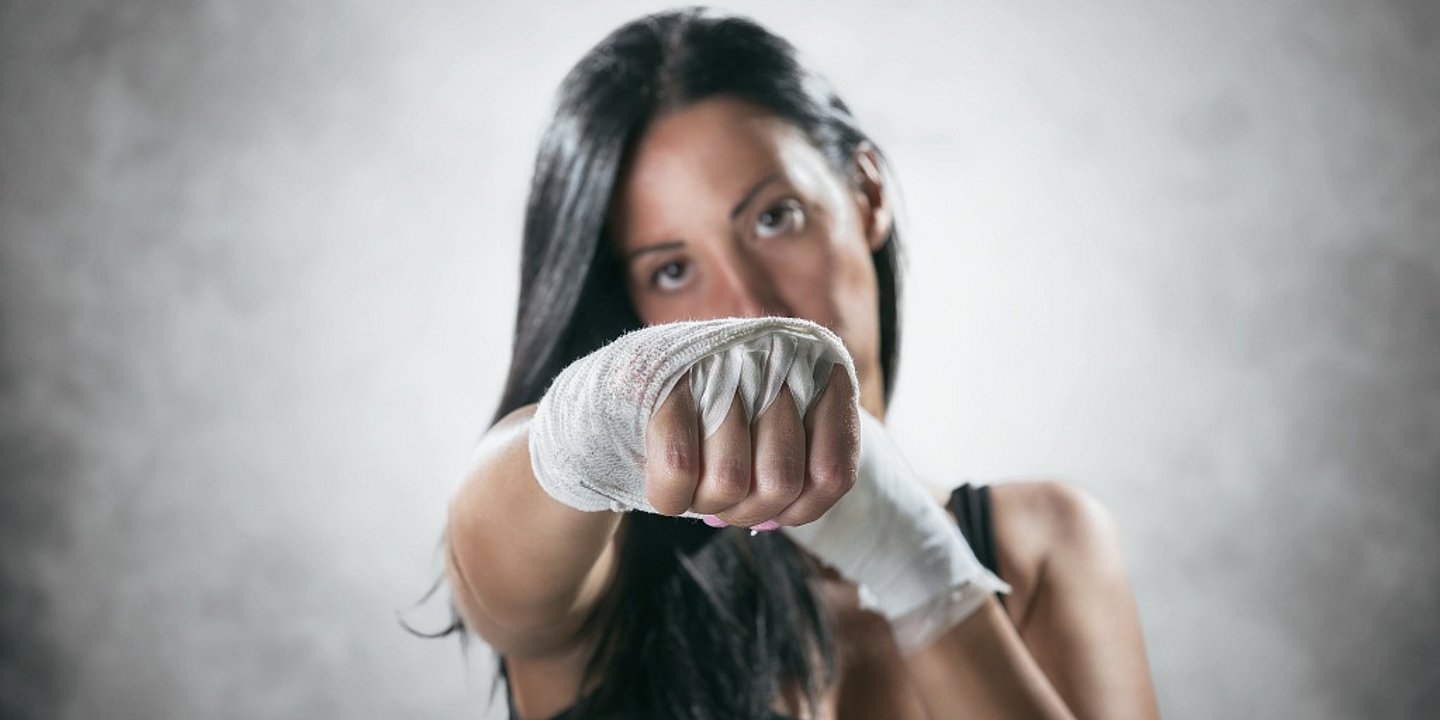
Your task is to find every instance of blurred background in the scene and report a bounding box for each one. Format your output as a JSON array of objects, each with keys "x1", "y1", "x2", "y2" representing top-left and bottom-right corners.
[{"x1": 2, "y1": 0, "x2": 1436, "y2": 717}]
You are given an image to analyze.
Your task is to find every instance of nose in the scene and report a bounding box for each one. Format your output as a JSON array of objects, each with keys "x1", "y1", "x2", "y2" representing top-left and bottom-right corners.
[{"x1": 711, "y1": 251, "x2": 785, "y2": 319}]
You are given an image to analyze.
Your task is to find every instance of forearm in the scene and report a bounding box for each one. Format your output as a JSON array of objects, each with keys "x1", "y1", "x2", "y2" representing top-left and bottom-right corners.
[{"x1": 446, "y1": 404, "x2": 622, "y2": 656}]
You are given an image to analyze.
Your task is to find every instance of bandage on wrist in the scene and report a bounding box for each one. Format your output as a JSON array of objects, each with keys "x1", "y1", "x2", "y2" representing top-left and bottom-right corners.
[{"x1": 782, "y1": 411, "x2": 1011, "y2": 653}]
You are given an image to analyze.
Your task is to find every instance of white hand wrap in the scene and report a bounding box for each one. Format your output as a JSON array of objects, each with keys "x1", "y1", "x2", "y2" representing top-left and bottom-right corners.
[
  {"x1": 528, "y1": 316, "x2": 1008, "y2": 652},
  {"x1": 783, "y1": 411, "x2": 1011, "y2": 654},
  {"x1": 528, "y1": 317, "x2": 855, "y2": 515}
]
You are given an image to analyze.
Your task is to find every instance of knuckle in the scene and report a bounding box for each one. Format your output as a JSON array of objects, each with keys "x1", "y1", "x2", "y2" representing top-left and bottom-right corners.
[
  {"x1": 707, "y1": 459, "x2": 751, "y2": 499},
  {"x1": 660, "y1": 436, "x2": 696, "y2": 477},
  {"x1": 809, "y1": 458, "x2": 856, "y2": 498},
  {"x1": 644, "y1": 439, "x2": 698, "y2": 515},
  {"x1": 645, "y1": 477, "x2": 681, "y2": 515},
  {"x1": 756, "y1": 459, "x2": 805, "y2": 503},
  {"x1": 645, "y1": 485, "x2": 672, "y2": 514}
]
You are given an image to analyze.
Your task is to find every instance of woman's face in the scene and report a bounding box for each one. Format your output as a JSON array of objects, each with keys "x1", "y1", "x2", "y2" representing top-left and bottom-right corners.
[{"x1": 609, "y1": 97, "x2": 892, "y2": 416}]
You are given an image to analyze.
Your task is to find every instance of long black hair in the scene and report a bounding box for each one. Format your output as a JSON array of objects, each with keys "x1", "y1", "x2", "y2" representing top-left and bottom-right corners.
[{"x1": 442, "y1": 8, "x2": 905, "y2": 718}]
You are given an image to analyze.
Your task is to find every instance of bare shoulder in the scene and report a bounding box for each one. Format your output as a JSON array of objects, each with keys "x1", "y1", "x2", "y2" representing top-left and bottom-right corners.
[
  {"x1": 988, "y1": 480, "x2": 1118, "y2": 551},
  {"x1": 985, "y1": 480, "x2": 1126, "y2": 630}
]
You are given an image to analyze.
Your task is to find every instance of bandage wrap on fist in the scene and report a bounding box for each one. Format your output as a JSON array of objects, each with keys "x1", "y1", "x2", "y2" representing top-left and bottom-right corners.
[
  {"x1": 528, "y1": 316, "x2": 1009, "y2": 652},
  {"x1": 528, "y1": 317, "x2": 856, "y2": 515}
]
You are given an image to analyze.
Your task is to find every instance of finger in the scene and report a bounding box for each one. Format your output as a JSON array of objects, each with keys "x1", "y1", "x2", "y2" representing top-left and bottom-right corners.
[
  {"x1": 691, "y1": 391, "x2": 752, "y2": 515},
  {"x1": 645, "y1": 372, "x2": 700, "y2": 516},
  {"x1": 771, "y1": 363, "x2": 858, "y2": 527},
  {"x1": 717, "y1": 385, "x2": 805, "y2": 528}
]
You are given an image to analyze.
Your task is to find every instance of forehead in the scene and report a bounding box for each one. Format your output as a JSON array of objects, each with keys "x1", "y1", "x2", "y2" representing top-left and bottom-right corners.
[{"x1": 611, "y1": 97, "x2": 831, "y2": 243}]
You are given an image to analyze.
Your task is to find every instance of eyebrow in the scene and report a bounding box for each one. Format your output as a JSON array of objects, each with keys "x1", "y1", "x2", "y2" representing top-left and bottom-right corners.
[
  {"x1": 624, "y1": 172, "x2": 785, "y2": 262},
  {"x1": 731, "y1": 172, "x2": 783, "y2": 220},
  {"x1": 625, "y1": 240, "x2": 685, "y2": 262}
]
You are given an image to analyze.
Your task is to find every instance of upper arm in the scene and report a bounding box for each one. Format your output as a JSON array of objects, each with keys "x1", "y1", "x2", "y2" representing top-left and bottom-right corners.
[
  {"x1": 988, "y1": 480, "x2": 1161, "y2": 720},
  {"x1": 988, "y1": 480, "x2": 1121, "y2": 631}
]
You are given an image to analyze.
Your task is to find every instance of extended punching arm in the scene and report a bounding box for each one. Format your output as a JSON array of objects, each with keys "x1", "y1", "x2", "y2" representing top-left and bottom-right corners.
[{"x1": 527, "y1": 317, "x2": 1006, "y2": 653}]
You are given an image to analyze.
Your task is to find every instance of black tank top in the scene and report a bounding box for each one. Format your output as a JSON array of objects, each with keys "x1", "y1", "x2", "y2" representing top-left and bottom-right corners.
[
  {"x1": 948, "y1": 482, "x2": 1006, "y2": 609},
  {"x1": 506, "y1": 483, "x2": 1004, "y2": 719}
]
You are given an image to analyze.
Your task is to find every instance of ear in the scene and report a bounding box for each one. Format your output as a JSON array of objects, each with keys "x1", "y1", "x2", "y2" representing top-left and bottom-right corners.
[{"x1": 851, "y1": 143, "x2": 893, "y2": 253}]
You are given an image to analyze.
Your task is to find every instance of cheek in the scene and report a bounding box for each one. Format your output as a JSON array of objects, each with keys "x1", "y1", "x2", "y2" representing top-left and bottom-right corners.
[
  {"x1": 627, "y1": 279, "x2": 713, "y2": 326},
  {"x1": 623, "y1": 276, "x2": 666, "y2": 326},
  {"x1": 833, "y1": 250, "x2": 879, "y2": 332},
  {"x1": 789, "y1": 227, "x2": 878, "y2": 334},
  {"x1": 630, "y1": 293, "x2": 688, "y2": 326},
  {"x1": 822, "y1": 228, "x2": 882, "y2": 354}
]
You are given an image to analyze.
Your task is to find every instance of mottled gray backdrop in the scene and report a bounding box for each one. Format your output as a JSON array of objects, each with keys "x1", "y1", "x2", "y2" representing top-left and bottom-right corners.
[{"x1": 2, "y1": 0, "x2": 1436, "y2": 718}]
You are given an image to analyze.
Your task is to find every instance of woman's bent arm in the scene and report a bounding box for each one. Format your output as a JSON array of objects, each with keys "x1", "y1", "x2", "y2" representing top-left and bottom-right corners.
[
  {"x1": 907, "y1": 481, "x2": 1160, "y2": 720},
  {"x1": 445, "y1": 404, "x2": 622, "y2": 657},
  {"x1": 992, "y1": 481, "x2": 1162, "y2": 720},
  {"x1": 908, "y1": 596, "x2": 1077, "y2": 720}
]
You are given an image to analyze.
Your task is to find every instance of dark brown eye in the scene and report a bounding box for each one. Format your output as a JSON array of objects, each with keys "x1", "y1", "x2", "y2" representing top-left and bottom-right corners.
[
  {"x1": 755, "y1": 200, "x2": 804, "y2": 239},
  {"x1": 651, "y1": 260, "x2": 690, "y2": 292}
]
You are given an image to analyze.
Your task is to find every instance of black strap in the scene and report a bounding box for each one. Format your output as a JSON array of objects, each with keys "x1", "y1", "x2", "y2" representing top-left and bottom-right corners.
[{"x1": 948, "y1": 482, "x2": 1006, "y2": 608}]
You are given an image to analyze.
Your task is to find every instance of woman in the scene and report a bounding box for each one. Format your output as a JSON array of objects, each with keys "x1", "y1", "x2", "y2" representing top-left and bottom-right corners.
[{"x1": 440, "y1": 8, "x2": 1159, "y2": 719}]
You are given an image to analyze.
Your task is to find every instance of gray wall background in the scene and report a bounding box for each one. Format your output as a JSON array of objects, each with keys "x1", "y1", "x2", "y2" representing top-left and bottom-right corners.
[{"x1": 2, "y1": 1, "x2": 1436, "y2": 718}]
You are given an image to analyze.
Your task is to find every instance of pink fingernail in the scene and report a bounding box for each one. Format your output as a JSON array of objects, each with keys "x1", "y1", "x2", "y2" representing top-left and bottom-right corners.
[
  {"x1": 750, "y1": 520, "x2": 781, "y2": 532},
  {"x1": 702, "y1": 514, "x2": 729, "y2": 528}
]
